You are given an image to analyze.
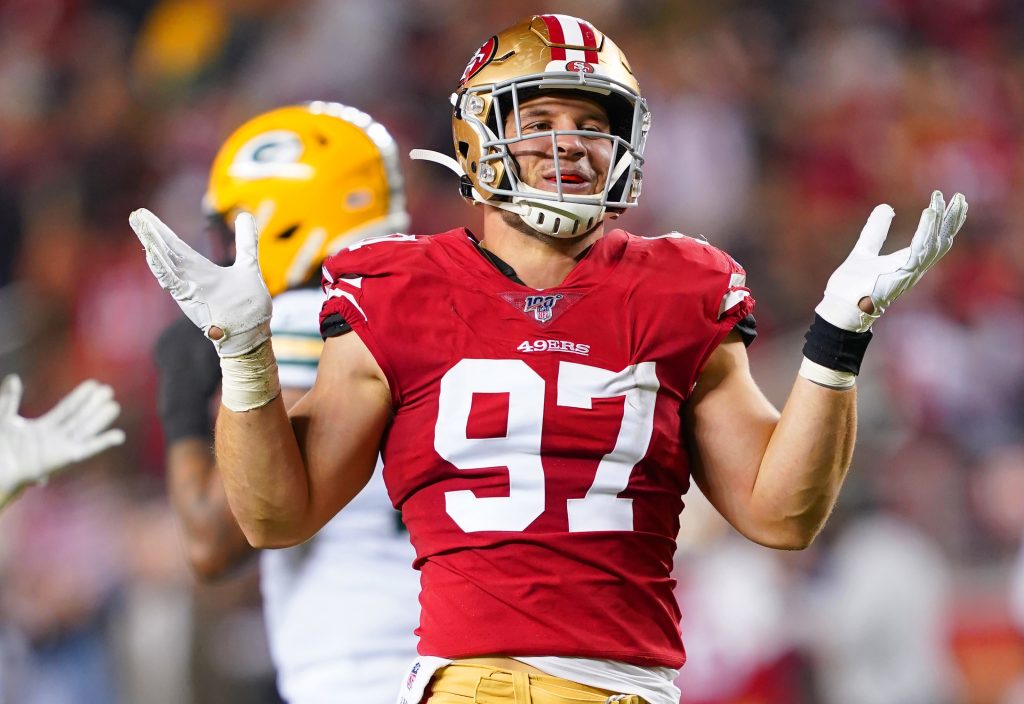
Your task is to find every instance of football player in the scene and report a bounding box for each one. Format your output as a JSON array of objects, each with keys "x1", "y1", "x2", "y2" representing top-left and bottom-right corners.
[
  {"x1": 151, "y1": 103, "x2": 418, "y2": 702},
  {"x1": 0, "y1": 374, "x2": 124, "y2": 509},
  {"x1": 130, "y1": 15, "x2": 968, "y2": 704}
]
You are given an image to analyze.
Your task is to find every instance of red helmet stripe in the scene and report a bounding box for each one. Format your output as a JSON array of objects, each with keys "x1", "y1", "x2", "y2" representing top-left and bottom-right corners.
[
  {"x1": 540, "y1": 14, "x2": 567, "y2": 60},
  {"x1": 577, "y1": 20, "x2": 599, "y2": 63}
]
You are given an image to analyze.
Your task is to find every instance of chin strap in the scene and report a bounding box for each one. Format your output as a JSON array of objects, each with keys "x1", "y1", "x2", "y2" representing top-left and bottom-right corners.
[
  {"x1": 410, "y1": 147, "x2": 498, "y2": 207},
  {"x1": 512, "y1": 184, "x2": 605, "y2": 237},
  {"x1": 411, "y1": 148, "x2": 526, "y2": 214}
]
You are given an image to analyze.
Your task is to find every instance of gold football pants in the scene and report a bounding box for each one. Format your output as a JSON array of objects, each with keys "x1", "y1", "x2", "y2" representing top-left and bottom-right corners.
[{"x1": 424, "y1": 658, "x2": 646, "y2": 703}]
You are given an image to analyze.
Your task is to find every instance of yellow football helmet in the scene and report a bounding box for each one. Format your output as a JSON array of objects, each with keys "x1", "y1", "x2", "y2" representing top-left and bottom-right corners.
[
  {"x1": 206, "y1": 102, "x2": 409, "y2": 297},
  {"x1": 411, "y1": 14, "x2": 649, "y2": 238}
]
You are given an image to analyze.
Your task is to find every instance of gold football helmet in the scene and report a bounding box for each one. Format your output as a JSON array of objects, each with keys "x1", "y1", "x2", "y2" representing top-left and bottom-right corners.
[
  {"x1": 206, "y1": 102, "x2": 409, "y2": 297},
  {"x1": 412, "y1": 14, "x2": 649, "y2": 238}
]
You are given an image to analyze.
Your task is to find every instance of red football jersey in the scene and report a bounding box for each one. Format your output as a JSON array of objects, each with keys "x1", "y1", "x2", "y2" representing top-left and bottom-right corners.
[{"x1": 319, "y1": 228, "x2": 754, "y2": 668}]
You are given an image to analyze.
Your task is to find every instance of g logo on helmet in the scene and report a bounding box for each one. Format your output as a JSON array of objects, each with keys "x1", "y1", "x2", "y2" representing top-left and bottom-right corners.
[
  {"x1": 566, "y1": 61, "x2": 595, "y2": 73},
  {"x1": 460, "y1": 36, "x2": 498, "y2": 85}
]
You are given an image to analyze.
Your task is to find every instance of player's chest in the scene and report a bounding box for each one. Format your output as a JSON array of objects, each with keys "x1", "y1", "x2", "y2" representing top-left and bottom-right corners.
[
  {"x1": 395, "y1": 279, "x2": 705, "y2": 392},
  {"x1": 383, "y1": 282, "x2": 712, "y2": 456},
  {"x1": 402, "y1": 281, "x2": 653, "y2": 365},
  {"x1": 387, "y1": 285, "x2": 691, "y2": 534}
]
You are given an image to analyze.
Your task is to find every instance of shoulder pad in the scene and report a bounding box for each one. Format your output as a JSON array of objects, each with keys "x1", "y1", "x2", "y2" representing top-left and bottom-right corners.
[
  {"x1": 636, "y1": 231, "x2": 746, "y2": 276},
  {"x1": 321, "y1": 233, "x2": 424, "y2": 283}
]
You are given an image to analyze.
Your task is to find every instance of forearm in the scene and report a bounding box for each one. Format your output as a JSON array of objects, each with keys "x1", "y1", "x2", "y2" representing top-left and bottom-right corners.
[
  {"x1": 692, "y1": 191, "x2": 966, "y2": 550},
  {"x1": 752, "y1": 377, "x2": 857, "y2": 548},
  {"x1": 166, "y1": 439, "x2": 254, "y2": 579},
  {"x1": 215, "y1": 393, "x2": 311, "y2": 548}
]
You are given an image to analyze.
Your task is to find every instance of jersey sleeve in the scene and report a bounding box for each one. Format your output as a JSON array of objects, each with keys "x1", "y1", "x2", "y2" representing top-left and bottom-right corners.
[
  {"x1": 684, "y1": 239, "x2": 757, "y2": 392},
  {"x1": 713, "y1": 249, "x2": 756, "y2": 339},
  {"x1": 688, "y1": 239, "x2": 756, "y2": 384},
  {"x1": 647, "y1": 233, "x2": 757, "y2": 389},
  {"x1": 653, "y1": 233, "x2": 755, "y2": 334},
  {"x1": 318, "y1": 234, "x2": 422, "y2": 404}
]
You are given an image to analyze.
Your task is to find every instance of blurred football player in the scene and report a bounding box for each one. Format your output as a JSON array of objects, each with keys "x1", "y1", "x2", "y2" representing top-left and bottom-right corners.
[
  {"x1": 130, "y1": 14, "x2": 968, "y2": 704},
  {"x1": 151, "y1": 102, "x2": 417, "y2": 703},
  {"x1": 0, "y1": 374, "x2": 124, "y2": 509}
]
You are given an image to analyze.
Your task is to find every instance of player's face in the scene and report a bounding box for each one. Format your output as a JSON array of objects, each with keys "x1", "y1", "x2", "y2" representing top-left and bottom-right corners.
[{"x1": 504, "y1": 93, "x2": 613, "y2": 197}]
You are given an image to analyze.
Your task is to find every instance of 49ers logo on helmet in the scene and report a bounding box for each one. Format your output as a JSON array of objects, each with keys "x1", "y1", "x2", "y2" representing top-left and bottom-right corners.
[
  {"x1": 460, "y1": 36, "x2": 498, "y2": 85},
  {"x1": 566, "y1": 61, "x2": 595, "y2": 73}
]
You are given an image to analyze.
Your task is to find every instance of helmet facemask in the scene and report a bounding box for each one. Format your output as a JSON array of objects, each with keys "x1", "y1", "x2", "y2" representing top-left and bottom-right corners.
[{"x1": 461, "y1": 74, "x2": 649, "y2": 237}]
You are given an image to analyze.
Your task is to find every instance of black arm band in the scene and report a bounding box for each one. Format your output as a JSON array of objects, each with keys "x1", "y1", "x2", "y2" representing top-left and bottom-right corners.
[
  {"x1": 320, "y1": 313, "x2": 352, "y2": 340},
  {"x1": 734, "y1": 313, "x2": 757, "y2": 347},
  {"x1": 802, "y1": 314, "x2": 873, "y2": 375}
]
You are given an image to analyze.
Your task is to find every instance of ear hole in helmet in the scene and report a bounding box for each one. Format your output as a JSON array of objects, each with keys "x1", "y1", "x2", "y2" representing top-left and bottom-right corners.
[
  {"x1": 277, "y1": 224, "x2": 300, "y2": 240},
  {"x1": 344, "y1": 189, "x2": 373, "y2": 209},
  {"x1": 607, "y1": 140, "x2": 632, "y2": 203},
  {"x1": 603, "y1": 95, "x2": 635, "y2": 143},
  {"x1": 458, "y1": 141, "x2": 470, "y2": 158}
]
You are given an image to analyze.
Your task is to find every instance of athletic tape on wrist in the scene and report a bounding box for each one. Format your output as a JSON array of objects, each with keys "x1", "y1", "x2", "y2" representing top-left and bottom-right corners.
[
  {"x1": 799, "y1": 357, "x2": 856, "y2": 390},
  {"x1": 219, "y1": 339, "x2": 281, "y2": 412},
  {"x1": 802, "y1": 314, "x2": 872, "y2": 375}
]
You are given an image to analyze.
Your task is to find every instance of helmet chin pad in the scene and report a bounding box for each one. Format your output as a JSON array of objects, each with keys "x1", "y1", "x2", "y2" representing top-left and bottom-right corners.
[{"x1": 510, "y1": 184, "x2": 606, "y2": 238}]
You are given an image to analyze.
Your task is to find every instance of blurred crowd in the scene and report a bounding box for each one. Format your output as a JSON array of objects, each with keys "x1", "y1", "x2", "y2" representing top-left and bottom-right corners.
[{"x1": 0, "y1": 0, "x2": 1023, "y2": 702}]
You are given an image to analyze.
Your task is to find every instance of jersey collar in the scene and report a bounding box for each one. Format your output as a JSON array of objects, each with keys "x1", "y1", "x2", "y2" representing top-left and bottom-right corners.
[{"x1": 454, "y1": 228, "x2": 628, "y2": 293}]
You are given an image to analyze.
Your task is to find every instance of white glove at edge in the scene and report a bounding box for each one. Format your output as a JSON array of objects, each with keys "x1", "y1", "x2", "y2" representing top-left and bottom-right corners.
[
  {"x1": 129, "y1": 208, "x2": 272, "y2": 357},
  {"x1": 815, "y1": 190, "x2": 968, "y2": 332},
  {"x1": 0, "y1": 375, "x2": 126, "y2": 503}
]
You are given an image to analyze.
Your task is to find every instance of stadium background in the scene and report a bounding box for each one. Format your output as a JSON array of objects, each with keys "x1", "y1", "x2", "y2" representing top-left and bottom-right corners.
[{"x1": 0, "y1": 0, "x2": 1022, "y2": 702}]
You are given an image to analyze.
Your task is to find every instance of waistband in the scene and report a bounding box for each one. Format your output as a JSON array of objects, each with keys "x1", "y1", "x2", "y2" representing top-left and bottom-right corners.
[{"x1": 426, "y1": 658, "x2": 645, "y2": 703}]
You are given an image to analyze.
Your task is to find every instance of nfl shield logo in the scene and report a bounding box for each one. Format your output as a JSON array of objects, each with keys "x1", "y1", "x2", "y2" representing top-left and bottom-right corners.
[{"x1": 523, "y1": 294, "x2": 563, "y2": 322}]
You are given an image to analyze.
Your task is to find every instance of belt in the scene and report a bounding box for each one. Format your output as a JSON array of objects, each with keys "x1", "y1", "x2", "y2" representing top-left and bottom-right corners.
[{"x1": 454, "y1": 657, "x2": 549, "y2": 675}]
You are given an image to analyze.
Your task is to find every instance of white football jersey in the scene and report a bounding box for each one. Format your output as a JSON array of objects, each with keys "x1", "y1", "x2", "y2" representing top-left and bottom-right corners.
[{"x1": 262, "y1": 288, "x2": 419, "y2": 704}]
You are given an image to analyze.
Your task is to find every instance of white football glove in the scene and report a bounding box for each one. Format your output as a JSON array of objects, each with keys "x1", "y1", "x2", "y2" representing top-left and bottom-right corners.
[
  {"x1": 816, "y1": 190, "x2": 968, "y2": 332},
  {"x1": 0, "y1": 375, "x2": 126, "y2": 505},
  {"x1": 129, "y1": 208, "x2": 272, "y2": 358}
]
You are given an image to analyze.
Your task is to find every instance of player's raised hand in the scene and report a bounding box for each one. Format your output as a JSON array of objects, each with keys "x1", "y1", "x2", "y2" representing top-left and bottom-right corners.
[
  {"x1": 0, "y1": 375, "x2": 126, "y2": 507},
  {"x1": 815, "y1": 190, "x2": 968, "y2": 332},
  {"x1": 129, "y1": 208, "x2": 272, "y2": 357}
]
